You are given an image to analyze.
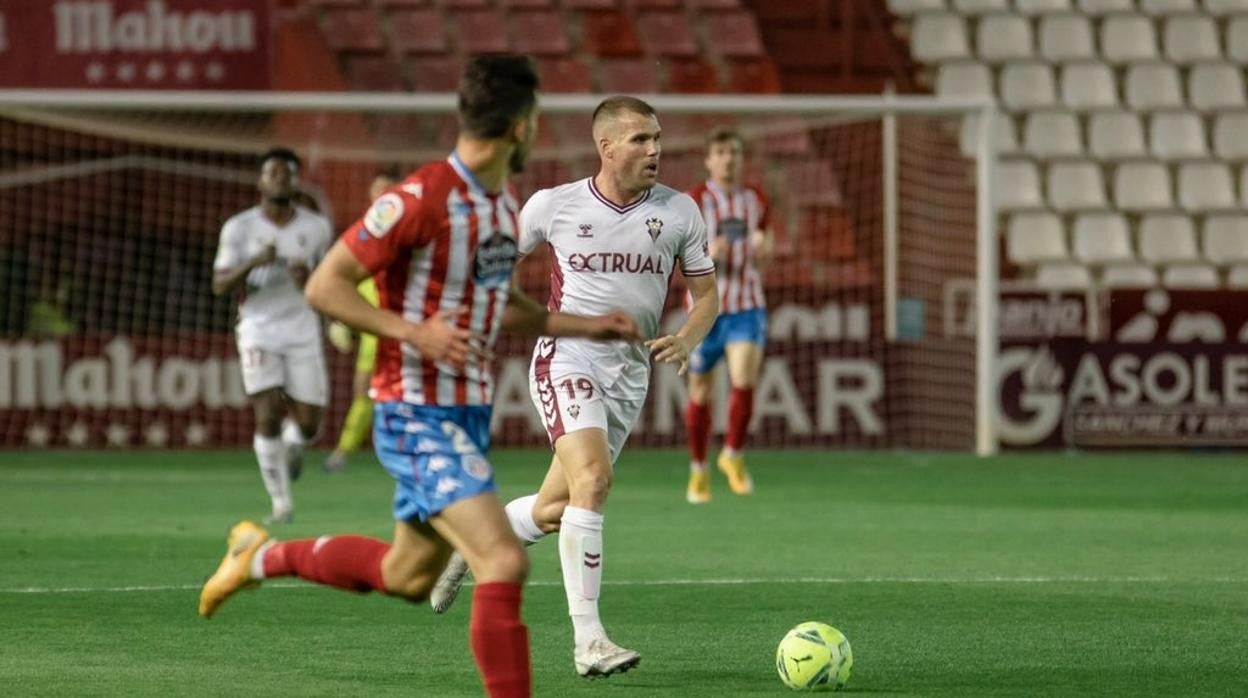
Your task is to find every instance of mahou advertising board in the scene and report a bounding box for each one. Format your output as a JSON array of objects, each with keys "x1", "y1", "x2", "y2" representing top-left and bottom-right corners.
[{"x1": 0, "y1": 0, "x2": 271, "y2": 89}]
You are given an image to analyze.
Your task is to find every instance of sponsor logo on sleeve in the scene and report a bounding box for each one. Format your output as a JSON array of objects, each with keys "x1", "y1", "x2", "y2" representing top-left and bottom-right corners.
[{"x1": 363, "y1": 193, "x2": 403, "y2": 238}]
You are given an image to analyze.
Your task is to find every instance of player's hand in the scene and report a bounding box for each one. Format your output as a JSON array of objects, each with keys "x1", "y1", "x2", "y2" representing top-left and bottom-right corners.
[
  {"x1": 252, "y1": 243, "x2": 277, "y2": 267},
  {"x1": 288, "y1": 262, "x2": 311, "y2": 289},
  {"x1": 749, "y1": 231, "x2": 773, "y2": 266},
  {"x1": 587, "y1": 310, "x2": 641, "y2": 341},
  {"x1": 406, "y1": 307, "x2": 484, "y2": 367},
  {"x1": 645, "y1": 334, "x2": 695, "y2": 376}
]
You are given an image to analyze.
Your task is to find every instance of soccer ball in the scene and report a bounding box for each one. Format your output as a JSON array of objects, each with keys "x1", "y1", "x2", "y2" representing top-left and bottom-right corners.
[{"x1": 774, "y1": 621, "x2": 853, "y2": 692}]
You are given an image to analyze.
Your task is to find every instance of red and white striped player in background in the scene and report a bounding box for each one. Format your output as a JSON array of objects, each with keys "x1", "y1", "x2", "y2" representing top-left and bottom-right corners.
[{"x1": 683, "y1": 127, "x2": 775, "y2": 503}]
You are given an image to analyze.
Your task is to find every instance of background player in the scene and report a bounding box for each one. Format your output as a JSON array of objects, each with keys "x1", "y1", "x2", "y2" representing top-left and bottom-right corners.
[
  {"x1": 432, "y1": 96, "x2": 719, "y2": 679},
  {"x1": 211, "y1": 147, "x2": 333, "y2": 524},
  {"x1": 323, "y1": 169, "x2": 399, "y2": 474},
  {"x1": 683, "y1": 127, "x2": 775, "y2": 504},
  {"x1": 198, "y1": 56, "x2": 638, "y2": 698}
]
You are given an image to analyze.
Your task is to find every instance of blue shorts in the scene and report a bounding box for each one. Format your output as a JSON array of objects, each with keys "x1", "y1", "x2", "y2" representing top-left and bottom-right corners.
[
  {"x1": 689, "y1": 308, "x2": 768, "y2": 376},
  {"x1": 373, "y1": 402, "x2": 496, "y2": 523}
]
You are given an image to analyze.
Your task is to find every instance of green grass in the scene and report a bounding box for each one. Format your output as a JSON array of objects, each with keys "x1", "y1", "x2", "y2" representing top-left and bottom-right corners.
[{"x1": 3, "y1": 449, "x2": 1248, "y2": 696}]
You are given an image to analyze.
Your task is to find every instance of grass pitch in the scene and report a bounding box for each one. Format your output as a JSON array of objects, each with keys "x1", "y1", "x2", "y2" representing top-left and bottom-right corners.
[{"x1": 3, "y1": 448, "x2": 1248, "y2": 696}]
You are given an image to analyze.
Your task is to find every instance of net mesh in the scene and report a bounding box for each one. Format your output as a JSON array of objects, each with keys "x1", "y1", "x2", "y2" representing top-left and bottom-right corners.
[{"x1": 0, "y1": 104, "x2": 977, "y2": 450}]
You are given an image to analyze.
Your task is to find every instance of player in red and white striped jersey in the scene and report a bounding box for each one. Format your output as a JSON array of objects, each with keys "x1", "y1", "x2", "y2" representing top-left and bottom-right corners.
[{"x1": 683, "y1": 127, "x2": 775, "y2": 503}]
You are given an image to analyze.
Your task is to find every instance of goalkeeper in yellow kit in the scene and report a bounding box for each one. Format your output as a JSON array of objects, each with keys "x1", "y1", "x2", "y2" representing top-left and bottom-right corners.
[{"x1": 323, "y1": 171, "x2": 398, "y2": 473}]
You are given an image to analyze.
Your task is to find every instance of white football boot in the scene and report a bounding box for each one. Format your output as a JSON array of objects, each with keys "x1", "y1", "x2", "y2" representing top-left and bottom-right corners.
[
  {"x1": 574, "y1": 638, "x2": 641, "y2": 678},
  {"x1": 429, "y1": 551, "x2": 471, "y2": 614}
]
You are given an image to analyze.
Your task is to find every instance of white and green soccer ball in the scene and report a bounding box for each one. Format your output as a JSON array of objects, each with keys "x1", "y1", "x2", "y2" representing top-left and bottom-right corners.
[{"x1": 774, "y1": 621, "x2": 853, "y2": 692}]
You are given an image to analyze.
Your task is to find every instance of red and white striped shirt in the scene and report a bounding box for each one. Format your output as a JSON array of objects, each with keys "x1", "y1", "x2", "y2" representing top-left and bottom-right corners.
[
  {"x1": 342, "y1": 155, "x2": 518, "y2": 406},
  {"x1": 686, "y1": 180, "x2": 770, "y2": 314}
]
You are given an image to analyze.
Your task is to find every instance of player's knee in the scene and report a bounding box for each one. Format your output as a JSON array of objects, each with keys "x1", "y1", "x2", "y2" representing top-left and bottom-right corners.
[
  {"x1": 254, "y1": 415, "x2": 282, "y2": 438},
  {"x1": 383, "y1": 569, "x2": 436, "y2": 602},
  {"x1": 478, "y1": 541, "x2": 529, "y2": 583},
  {"x1": 533, "y1": 500, "x2": 567, "y2": 532},
  {"x1": 568, "y1": 463, "x2": 612, "y2": 502}
]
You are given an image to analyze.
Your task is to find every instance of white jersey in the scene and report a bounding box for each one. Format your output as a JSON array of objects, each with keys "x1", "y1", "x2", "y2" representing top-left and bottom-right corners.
[
  {"x1": 212, "y1": 205, "x2": 333, "y2": 349},
  {"x1": 520, "y1": 178, "x2": 714, "y2": 396}
]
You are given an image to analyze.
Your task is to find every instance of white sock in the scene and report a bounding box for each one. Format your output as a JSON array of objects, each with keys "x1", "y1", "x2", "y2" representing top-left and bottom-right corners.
[
  {"x1": 254, "y1": 433, "x2": 291, "y2": 515},
  {"x1": 690, "y1": 461, "x2": 708, "y2": 473},
  {"x1": 250, "y1": 540, "x2": 275, "y2": 580},
  {"x1": 505, "y1": 494, "x2": 546, "y2": 545},
  {"x1": 559, "y1": 506, "x2": 607, "y2": 651},
  {"x1": 281, "y1": 418, "x2": 304, "y2": 456}
]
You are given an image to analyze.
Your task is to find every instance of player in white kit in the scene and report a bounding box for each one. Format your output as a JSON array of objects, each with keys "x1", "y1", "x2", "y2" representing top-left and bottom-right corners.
[
  {"x1": 431, "y1": 97, "x2": 720, "y2": 678},
  {"x1": 212, "y1": 148, "x2": 333, "y2": 524}
]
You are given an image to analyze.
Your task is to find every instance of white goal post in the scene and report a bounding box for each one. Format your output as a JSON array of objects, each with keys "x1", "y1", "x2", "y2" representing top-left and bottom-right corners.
[{"x1": 0, "y1": 90, "x2": 998, "y2": 454}]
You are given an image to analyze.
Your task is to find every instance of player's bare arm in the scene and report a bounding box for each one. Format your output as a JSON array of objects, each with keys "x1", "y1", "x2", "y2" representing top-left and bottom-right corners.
[
  {"x1": 646, "y1": 271, "x2": 719, "y2": 376},
  {"x1": 211, "y1": 243, "x2": 276, "y2": 296},
  {"x1": 306, "y1": 241, "x2": 477, "y2": 365},
  {"x1": 751, "y1": 226, "x2": 776, "y2": 271},
  {"x1": 501, "y1": 282, "x2": 640, "y2": 340}
]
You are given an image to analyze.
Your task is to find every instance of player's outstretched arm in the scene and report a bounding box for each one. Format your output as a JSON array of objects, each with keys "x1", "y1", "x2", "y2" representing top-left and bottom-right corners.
[
  {"x1": 645, "y1": 271, "x2": 719, "y2": 376},
  {"x1": 501, "y1": 282, "x2": 640, "y2": 341}
]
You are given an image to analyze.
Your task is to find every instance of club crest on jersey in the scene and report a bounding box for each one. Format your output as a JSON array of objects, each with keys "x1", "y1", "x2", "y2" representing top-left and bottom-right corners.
[
  {"x1": 645, "y1": 217, "x2": 663, "y2": 242},
  {"x1": 567, "y1": 404, "x2": 581, "y2": 419},
  {"x1": 363, "y1": 193, "x2": 403, "y2": 238},
  {"x1": 473, "y1": 233, "x2": 518, "y2": 287},
  {"x1": 578, "y1": 224, "x2": 594, "y2": 238}
]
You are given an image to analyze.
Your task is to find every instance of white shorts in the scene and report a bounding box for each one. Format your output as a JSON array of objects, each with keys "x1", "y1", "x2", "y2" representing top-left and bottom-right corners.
[
  {"x1": 237, "y1": 338, "x2": 329, "y2": 407},
  {"x1": 529, "y1": 338, "x2": 644, "y2": 464}
]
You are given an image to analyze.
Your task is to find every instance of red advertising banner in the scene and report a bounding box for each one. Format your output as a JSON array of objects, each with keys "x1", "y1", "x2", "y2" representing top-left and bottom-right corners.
[{"x1": 0, "y1": 0, "x2": 271, "y2": 89}]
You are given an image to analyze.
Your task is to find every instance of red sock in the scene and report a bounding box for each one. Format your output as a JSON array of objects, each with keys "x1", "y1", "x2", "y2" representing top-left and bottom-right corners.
[
  {"x1": 262, "y1": 535, "x2": 389, "y2": 594},
  {"x1": 725, "y1": 387, "x2": 754, "y2": 451},
  {"x1": 685, "y1": 400, "x2": 711, "y2": 464},
  {"x1": 470, "y1": 582, "x2": 531, "y2": 698}
]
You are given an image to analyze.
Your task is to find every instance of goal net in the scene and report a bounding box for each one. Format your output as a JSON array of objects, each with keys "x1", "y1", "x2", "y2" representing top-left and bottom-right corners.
[{"x1": 0, "y1": 92, "x2": 996, "y2": 453}]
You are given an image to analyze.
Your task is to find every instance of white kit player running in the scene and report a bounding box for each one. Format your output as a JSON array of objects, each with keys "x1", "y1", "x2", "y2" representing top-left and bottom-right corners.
[
  {"x1": 212, "y1": 148, "x2": 333, "y2": 524},
  {"x1": 431, "y1": 96, "x2": 720, "y2": 678}
]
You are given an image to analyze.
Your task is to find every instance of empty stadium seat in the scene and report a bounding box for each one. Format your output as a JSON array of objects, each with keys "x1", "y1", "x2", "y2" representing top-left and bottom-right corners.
[
  {"x1": 1017, "y1": 0, "x2": 1073, "y2": 12},
  {"x1": 960, "y1": 113, "x2": 1019, "y2": 157},
  {"x1": 1025, "y1": 111, "x2": 1082, "y2": 158},
  {"x1": 322, "y1": 8, "x2": 385, "y2": 52},
  {"x1": 1139, "y1": 213, "x2": 1199, "y2": 262},
  {"x1": 1205, "y1": 0, "x2": 1248, "y2": 15},
  {"x1": 537, "y1": 57, "x2": 592, "y2": 92},
  {"x1": 1089, "y1": 111, "x2": 1147, "y2": 159},
  {"x1": 936, "y1": 62, "x2": 993, "y2": 99},
  {"x1": 1073, "y1": 212, "x2": 1134, "y2": 263},
  {"x1": 886, "y1": 0, "x2": 946, "y2": 14},
  {"x1": 977, "y1": 14, "x2": 1033, "y2": 62},
  {"x1": 1040, "y1": 14, "x2": 1095, "y2": 62},
  {"x1": 511, "y1": 11, "x2": 571, "y2": 55},
  {"x1": 687, "y1": 0, "x2": 743, "y2": 9},
  {"x1": 1139, "y1": 0, "x2": 1198, "y2": 13},
  {"x1": 497, "y1": 0, "x2": 555, "y2": 7},
  {"x1": 1061, "y1": 62, "x2": 1118, "y2": 110},
  {"x1": 407, "y1": 56, "x2": 462, "y2": 91},
  {"x1": 665, "y1": 58, "x2": 719, "y2": 93},
  {"x1": 1149, "y1": 111, "x2": 1209, "y2": 161},
  {"x1": 456, "y1": 9, "x2": 509, "y2": 53},
  {"x1": 1203, "y1": 215, "x2": 1248, "y2": 263},
  {"x1": 598, "y1": 57, "x2": 658, "y2": 92},
  {"x1": 1101, "y1": 15, "x2": 1159, "y2": 64},
  {"x1": 1125, "y1": 63, "x2": 1184, "y2": 110},
  {"x1": 1164, "y1": 15, "x2": 1220, "y2": 64},
  {"x1": 953, "y1": 0, "x2": 1009, "y2": 12},
  {"x1": 1226, "y1": 265, "x2": 1248, "y2": 287},
  {"x1": 727, "y1": 57, "x2": 782, "y2": 94},
  {"x1": 1007, "y1": 212, "x2": 1068, "y2": 264},
  {"x1": 1178, "y1": 161, "x2": 1236, "y2": 210},
  {"x1": 912, "y1": 13, "x2": 970, "y2": 62},
  {"x1": 1163, "y1": 263, "x2": 1220, "y2": 287},
  {"x1": 437, "y1": 0, "x2": 489, "y2": 7},
  {"x1": 1214, "y1": 112, "x2": 1248, "y2": 159},
  {"x1": 581, "y1": 10, "x2": 642, "y2": 56},
  {"x1": 1049, "y1": 160, "x2": 1109, "y2": 211},
  {"x1": 1036, "y1": 263, "x2": 1093, "y2": 289},
  {"x1": 1114, "y1": 161, "x2": 1174, "y2": 211},
  {"x1": 390, "y1": 9, "x2": 448, "y2": 53},
  {"x1": 703, "y1": 11, "x2": 765, "y2": 58},
  {"x1": 1078, "y1": 0, "x2": 1134, "y2": 13},
  {"x1": 1189, "y1": 63, "x2": 1247, "y2": 110},
  {"x1": 1102, "y1": 264, "x2": 1160, "y2": 288},
  {"x1": 343, "y1": 55, "x2": 405, "y2": 91},
  {"x1": 998, "y1": 159, "x2": 1044, "y2": 210},
  {"x1": 636, "y1": 12, "x2": 699, "y2": 57},
  {"x1": 1001, "y1": 63, "x2": 1057, "y2": 110}
]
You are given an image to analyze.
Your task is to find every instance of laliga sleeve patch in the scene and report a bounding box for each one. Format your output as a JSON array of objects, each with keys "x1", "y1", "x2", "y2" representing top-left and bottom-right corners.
[{"x1": 363, "y1": 193, "x2": 404, "y2": 238}]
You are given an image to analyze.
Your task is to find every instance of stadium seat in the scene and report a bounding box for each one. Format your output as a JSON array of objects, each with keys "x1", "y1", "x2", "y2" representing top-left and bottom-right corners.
[
  {"x1": 1227, "y1": 265, "x2": 1248, "y2": 287},
  {"x1": 1164, "y1": 15, "x2": 1220, "y2": 64},
  {"x1": 389, "y1": 9, "x2": 448, "y2": 54},
  {"x1": 1040, "y1": 15, "x2": 1095, "y2": 62},
  {"x1": 1203, "y1": 214, "x2": 1248, "y2": 263},
  {"x1": 1178, "y1": 162, "x2": 1236, "y2": 211},
  {"x1": 1213, "y1": 112, "x2": 1248, "y2": 160},
  {"x1": 1102, "y1": 15, "x2": 1159, "y2": 64},
  {"x1": 1073, "y1": 212, "x2": 1134, "y2": 263},
  {"x1": 1163, "y1": 263, "x2": 1220, "y2": 288},
  {"x1": 1016, "y1": 0, "x2": 1073, "y2": 11},
  {"x1": 998, "y1": 159, "x2": 1044, "y2": 210},
  {"x1": 784, "y1": 160, "x2": 843, "y2": 207},
  {"x1": 977, "y1": 15, "x2": 1033, "y2": 62},
  {"x1": 1139, "y1": 0, "x2": 1198, "y2": 12},
  {"x1": 635, "y1": 12, "x2": 699, "y2": 57},
  {"x1": 598, "y1": 57, "x2": 659, "y2": 92},
  {"x1": 1007, "y1": 212, "x2": 1069, "y2": 264},
  {"x1": 1089, "y1": 111, "x2": 1147, "y2": 159},
  {"x1": 1228, "y1": 17, "x2": 1248, "y2": 63},
  {"x1": 755, "y1": 119, "x2": 814, "y2": 157},
  {"x1": 511, "y1": 11, "x2": 570, "y2": 55},
  {"x1": 1149, "y1": 112, "x2": 1209, "y2": 161},
  {"x1": 687, "y1": 0, "x2": 743, "y2": 9},
  {"x1": 1035, "y1": 263, "x2": 1093, "y2": 289},
  {"x1": 581, "y1": 11, "x2": 642, "y2": 56},
  {"x1": 911, "y1": 13, "x2": 970, "y2": 62},
  {"x1": 1125, "y1": 63, "x2": 1184, "y2": 110},
  {"x1": 407, "y1": 56, "x2": 462, "y2": 91},
  {"x1": 1114, "y1": 161, "x2": 1174, "y2": 211},
  {"x1": 1049, "y1": 160, "x2": 1108, "y2": 211},
  {"x1": 1139, "y1": 213, "x2": 1199, "y2": 263},
  {"x1": 343, "y1": 55, "x2": 405, "y2": 91},
  {"x1": 1077, "y1": 0, "x2": 1134, "y2": 13},
  {"x1": 1024, "y1": 111, "x2": 1083, "y2": 159},
  {"x1": 1000, "y1": 63, "x2": 1057, "y2": 110},
  {"x1": 1206, "y1": 0, "x2": 1248, "y2": 14},
  {"x1": 560, "y1": 0, "x2": 618, "y2": 8},
  {"x1": 1189, "y1": 63, "x2": 1247, "y2": 110},
  {"x1": 1239, "y1": 163, "x2": 1248, "y2": 204},
  {"x1": 952, "y1": 0, "x2": 1009, "y2": 13},
  {"x1": 959, "y1": 112, "x2": 1019, "y2": 157},
  {"x1": 1102, "y1": 264, "x2": 1160, "y2": 288},
  {"x1": 455, "y1": 10, "x2": 509, "y2": 54},
  {"x1": 1061, "y1": 62, "x2": 1118, "y2": 110},
  {"x1": 311, "y1": 0, "x2": 367, "y2": 6},
  {"x1": 497, "y1": 0, "x2": 555, "y2": 7},
  {"x1": 321, "y1": 8, "x2": 385, "y2": 52},
  {"x1": 703, "y1": 11, "x2": 765, "y2": 58},
  {"x1": 436, "y1": 0, "x2": 489, "y2": 7},
  {"x1": 664, "y1": 58, "x2": 719, "y2": 93},
  {"x1": 886, "y1": 0, "x2": 946, "y2": 15},
  {"x1": 727, "y1": 57, "x2": 782, "y2": 93},
  {"x1": 936, "y1": 62, "x2": 992, "y2": 99},
  {"x1": 537, "y1": 57, "x2": 592, "y2": 92},
  {"x1": 626, "y1": 0, "x2": 681, "y2": 8}
]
